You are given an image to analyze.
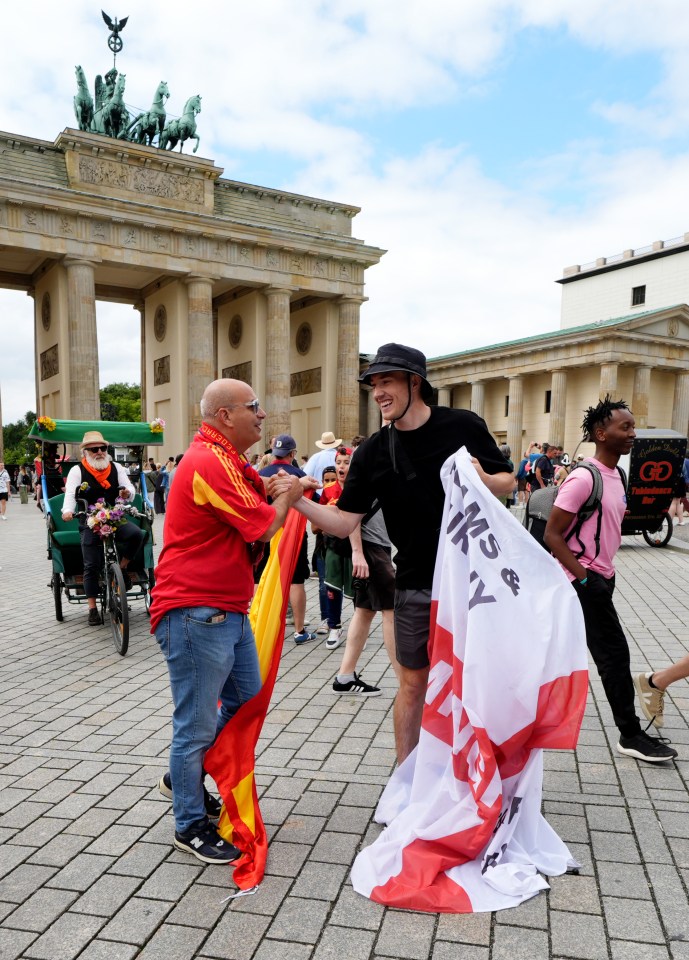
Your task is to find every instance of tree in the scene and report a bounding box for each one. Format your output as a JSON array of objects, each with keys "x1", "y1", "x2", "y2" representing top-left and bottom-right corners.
[
  {"x1": 100, "y1": 383, "x2": 142, "y2": 422},
  {"x1": 2, "y1": 411, "x2": 37, "y2": 465}
]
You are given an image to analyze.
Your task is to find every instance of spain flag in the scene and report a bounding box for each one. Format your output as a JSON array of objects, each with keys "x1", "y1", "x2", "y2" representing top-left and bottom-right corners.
[{"x1": 203, "y1": 502, "x2": 308, "y2": 890}]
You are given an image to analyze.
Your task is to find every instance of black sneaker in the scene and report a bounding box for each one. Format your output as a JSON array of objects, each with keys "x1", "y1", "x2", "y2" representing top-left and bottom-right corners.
[
  {"x1": 617, "y1": 730, "x2": 678, "y2": 763},
  {"x1": 159, "y1": 772, "x2": 223, "y2": 821},
  {"x1": 174, "y1": 818, "x2": 241, "y2": 865},
  {"x1": 332, "y1": 672, "x2": 381, "y2": 697},
  {"x1": 87, "y1": 608, "x2": 101, "y2": 626}
]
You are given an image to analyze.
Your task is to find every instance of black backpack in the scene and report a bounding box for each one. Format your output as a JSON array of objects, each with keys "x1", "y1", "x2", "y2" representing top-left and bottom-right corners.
[{"x1": 524, "y1": 462, "x2": 627, "y2": 558}]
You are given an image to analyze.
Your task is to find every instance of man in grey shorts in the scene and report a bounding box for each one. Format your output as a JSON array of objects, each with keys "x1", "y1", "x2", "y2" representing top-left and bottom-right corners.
[
  {"x1": 292, "y1": 343, "x2": 514, "y2": 762},
  {"x1": 331, "y1": 495, "x2": 400, "y2": 696}
]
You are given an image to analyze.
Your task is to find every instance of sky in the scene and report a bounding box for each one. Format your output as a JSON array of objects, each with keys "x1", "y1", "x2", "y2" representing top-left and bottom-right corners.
[{"x1": 3, "y1": 0, "x2": 689, "y2": 422}]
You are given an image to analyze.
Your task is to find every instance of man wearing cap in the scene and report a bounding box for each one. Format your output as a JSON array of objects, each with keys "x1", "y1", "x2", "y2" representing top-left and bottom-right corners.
[
  {"x1": 292, "y1": 343, "x2": 514, "y2": 763},
  {"x1": 257, "y1": 434, "x2": 316, "y2": 644},
  {"x1": 303, "y1": 430, "x2": 343, "y2": 483},
  {"x1": 62, "y1": 431, "x2": 145, "y2": 626}
]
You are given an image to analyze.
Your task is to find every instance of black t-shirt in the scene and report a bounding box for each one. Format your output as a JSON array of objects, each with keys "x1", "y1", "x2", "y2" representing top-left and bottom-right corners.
[
  {"x1": 533, "y1": 454, "x2": 554, "y2": 484},
  {"x1": 337, "y1": 407, "x2": 511, "y2": 589}
]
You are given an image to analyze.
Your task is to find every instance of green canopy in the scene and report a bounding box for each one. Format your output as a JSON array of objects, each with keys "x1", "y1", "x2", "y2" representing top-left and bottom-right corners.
[{"x1": 28, "y1": 419, "x2": 165, "y2": 446}]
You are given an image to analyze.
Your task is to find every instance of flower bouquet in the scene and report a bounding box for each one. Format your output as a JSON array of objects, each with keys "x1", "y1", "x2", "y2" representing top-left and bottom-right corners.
[
  {"x1": 36, "y1": 416, "x2": 56, "y2": 432},
  {"x1": 150, "y1": 417, "x2": 166, "y2": 433},
  {"x1": 86, "y1": 497, "x2": 134, "y2": 539}
]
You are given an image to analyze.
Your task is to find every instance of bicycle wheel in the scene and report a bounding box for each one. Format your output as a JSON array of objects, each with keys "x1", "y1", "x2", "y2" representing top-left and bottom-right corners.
[
  {"x1": 642, "y1": 515, "x2": 673, "y2": 547},
  {"x1": 107, "y1": 562, "x2": 129, "y2": 656},
  {"x1": 52, "y1": 573, "x2": 64, "y2": 622}
]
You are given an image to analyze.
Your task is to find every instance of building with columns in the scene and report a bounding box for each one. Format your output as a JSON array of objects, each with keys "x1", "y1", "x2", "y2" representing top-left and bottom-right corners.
[
  {"x1": 425, "y1": 233, "x2": 689, "y2": 459},
  {"x1": 0, "y1": 128, "x2": 384, "y2": 457}
]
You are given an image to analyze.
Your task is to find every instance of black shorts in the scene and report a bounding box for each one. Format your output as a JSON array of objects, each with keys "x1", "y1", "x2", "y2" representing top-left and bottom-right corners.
[
  {"x1": 353, "y1": 542, "x2": 395, "y2": 612},
  {"x1": 394, "y1": 587, "x2": 432, "y2": 669},
  {"x1": 0, "y1": 492, "x2": 7, "y2": 502},
  {"x1": 254, "y1": 531, "x2": 309, "y2": 585}
]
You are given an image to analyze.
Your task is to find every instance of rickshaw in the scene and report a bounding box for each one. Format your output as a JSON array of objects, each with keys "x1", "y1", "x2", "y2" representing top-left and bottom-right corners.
[
  {"x1": 28, "y1": 418, "x2": 164, "y2": 655},
  {"x1": 619, "y1": 429, "x2": 687, "y2": 547}
]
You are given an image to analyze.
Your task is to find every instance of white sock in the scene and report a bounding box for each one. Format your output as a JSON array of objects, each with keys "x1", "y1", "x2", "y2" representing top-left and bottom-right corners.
[{"x1": 337, "y1": 672, "x2": 355, "y2": 684}]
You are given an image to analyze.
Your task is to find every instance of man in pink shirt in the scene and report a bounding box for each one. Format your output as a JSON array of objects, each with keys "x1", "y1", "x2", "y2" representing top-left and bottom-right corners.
[{"x1": 545, "y1": 397, "x2": 677, "y2": 764}]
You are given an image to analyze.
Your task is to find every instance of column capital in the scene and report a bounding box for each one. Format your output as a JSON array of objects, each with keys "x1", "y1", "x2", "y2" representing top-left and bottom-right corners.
[
  {"x1": 183, "y1": 274, "x2": 218, "y2": 286},
  {"x1": 337, "y1": 294, "x2": 368, "y2": 305},
  {"x1": 264, "y1": 285, "x2": 298, "y2": 298},
  {"x1": 63, "y1": 256, "x2": 101, "y2": 270}
]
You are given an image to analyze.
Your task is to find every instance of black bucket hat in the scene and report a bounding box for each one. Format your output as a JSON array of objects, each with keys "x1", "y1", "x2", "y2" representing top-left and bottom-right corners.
[{"x1": 358, "y1": 343, "x2": 434, "y2": 401}]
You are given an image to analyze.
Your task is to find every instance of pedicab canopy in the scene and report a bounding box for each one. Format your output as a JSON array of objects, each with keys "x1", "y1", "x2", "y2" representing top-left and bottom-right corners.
[{"x1": 28, "y1": 419, "x2": 165, "y2": 446}]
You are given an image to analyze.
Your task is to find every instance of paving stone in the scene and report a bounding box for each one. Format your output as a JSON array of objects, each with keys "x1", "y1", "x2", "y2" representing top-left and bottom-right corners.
[
  {"x1": 64, "y1": 807, "x2": 121, "y2": 838},
  {"x1": 166, "y1": 883, "x2": 229, "y2": 929},
  {"x1": 71, "y1": 874, "x2": 142, "y2": 917},
  {"x1": 326, "y1": 805, "x2": 373, "y2": 834},
  {"x1": 253, "y1": 942, "x2": 313, "y2": 960},
  {"x1": 291, "y1": 791, "x2": 339, "y2": 816},
  {"x1": 136, "y1": 922, "x2": 207, "y2": 959},
  {"x1": 1, "y1": 886, "x2": 78, "y2": 932},
  {"x1": 273, "y1": 814, "x2": 325, "y2": 844},
  {"x1": 84, "y1": 825, "x2": 147, "y2": 856},
  {"x1": 491, "y1": 924, "x2": 549, "y2": 960},
  {"x1": 0, "y1": 864, "x2": 57, "y2": 903},
  {"x1": 435, "y1": 911, "x2": 491, "y2": 944},
  {"x1": 328, "y1": 885, "x2": 385, "y2": 931},
  {"x1": 264, "y1": 841, "x2": 311, "y2": 878},
  {"x1": 230, "y1": 875, "x2": 292, "y2": 916},
  {"x1": 27, "y1": 832, "x2": 91, "y2": 867},
  {"x1": 0, "y1": 928, "x2": 38, "y2": 960},
  {"x1": 262, "y1": 777, "x2": 311, "y2": 801},
  {"x1": 590, "y1": 830, "x2": 641, "y2": 864},
  {"x1": 99, "y1": 896, "x2": 174, "y2": 946},
  {"x1": 22, "y1": 911, "x2": 106, "y2": 960},
  {"x1": 289, "y1": 861, "x2": 348, "y2": 901},
  {"x1": 202, "y1": 910, "x2": 271, "y2": 958},
  {"x1": 645, "y1": 862, "x2": 689, "y2": 943},
  {"x1": 268, "y1": 895, "x2": 329, "y2": 943},
  {"x1": 551, "y1": 910, "x2": 608, "y2": 960},
  {"x1": 310, "y1": 830, "x2": 361, "y2": 865},
  {"x1": 376, "y1": 910, "x2": 436, "y2": 959},
  {"x1": 312, "y1": 924, "x2": 375, "y2": 959},
  {"x1": 596, "y1": 861, "x2": 651, "y2": 899},
  {"x1": 547, "y1": 874, "x2": 602, "y2": 914},
  {"x1": 585, "y1": 804, "x2": 632, "y2": 832},
  {"x1": 135, "y1": 862, "x2": 200, "y2": 902},
  {"x1": 494, "y1": 890, "x2": 548, "y2": 928},
  {"x1": 77, "y1": 940, "x2": 139, "y2": 960},
  {"x1": 0, "y1": 844, "x2": 34, "y2": 878},
  {"x1": 433, "y1": 945, "x2": 489, "y2": 960},
  {"x1": 609, "y1": 943, "x2": 671, "y2": 960},
  {"x1": 603, "y1": 896, "x2": 666, "y2": 943}
]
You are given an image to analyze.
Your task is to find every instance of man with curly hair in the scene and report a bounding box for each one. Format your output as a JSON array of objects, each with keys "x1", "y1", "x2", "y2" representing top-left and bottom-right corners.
[{"x1": 545, "y1": 397, "x2": 677, "y2": 764}]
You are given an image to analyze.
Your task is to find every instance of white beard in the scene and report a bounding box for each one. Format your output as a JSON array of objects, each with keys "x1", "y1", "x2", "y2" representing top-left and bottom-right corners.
[{"x1": 85, "y1": 450, "x2": 111, "y2": 471}]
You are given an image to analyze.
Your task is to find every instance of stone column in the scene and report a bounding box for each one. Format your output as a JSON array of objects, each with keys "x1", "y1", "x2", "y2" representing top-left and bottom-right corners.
[
  {"x1": 506, "y1": 376, "x2": 524, "y2": 461},
  {"x1": 65, "y1": 258, "x2": 100, "y2": 420},
  {"x1": 185, "y1": 276, "x2": 215, "y2": 442},
  {"x1": 550, "y1": 370, "x2": 567, "y2": 447},
  {"x1": 632, "y1": 365, "x2": 651, "y2": 429},
  {"x1": 366, "y1": 389, "x2": 381, "y2": 436},
  {"x1": 135, "y1": 301, "x2": 146, "y2": 421},
  {"x1": 470, "y1": 381, "x2": 485, "y2": 419},
  {"x1": 264, "y1": 287, "x2": 292, "y2": 442},
  {"x1": 599, "y1": 363, "x2": 618, "y2": 400},
  {"x1": 337, "y1": 297, "x2": 363, "y2": 443},
  {"x1": 437, "y1": 386, "x2": 452, "y2": 408},
  {"x1": 671, "y1": 371, "x2": 689, "y2": 436}
]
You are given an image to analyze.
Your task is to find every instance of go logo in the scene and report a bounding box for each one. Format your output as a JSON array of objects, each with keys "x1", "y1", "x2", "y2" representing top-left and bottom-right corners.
[{"x1": 639, "y1": 461, "x2": 673, "y2": 481}]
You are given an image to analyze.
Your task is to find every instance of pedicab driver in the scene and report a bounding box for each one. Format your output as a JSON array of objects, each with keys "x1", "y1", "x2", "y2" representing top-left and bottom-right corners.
[{"x1": 62, "y1": 431, "x2": 145, "y2": 626}]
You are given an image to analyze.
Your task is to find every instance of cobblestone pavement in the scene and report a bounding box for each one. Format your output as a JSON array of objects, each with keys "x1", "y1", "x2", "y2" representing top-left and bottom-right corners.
[{"x1": 1, "y1": 495, "x2": 689, "y2": 960}]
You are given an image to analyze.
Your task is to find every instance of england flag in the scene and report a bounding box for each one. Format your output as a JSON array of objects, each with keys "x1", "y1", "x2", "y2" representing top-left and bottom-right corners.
[{"x1": 351, "y1": 448, "x2": 589, "y2": 913}]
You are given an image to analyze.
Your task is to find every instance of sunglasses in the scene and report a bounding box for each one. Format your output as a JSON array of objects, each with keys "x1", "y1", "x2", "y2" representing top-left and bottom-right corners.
[
  {"x1": 227, "y1": 399, "x2": 261, "y2": 414},
  {"x1": 86, "y1": 445, "x2": 108, "y2": 453}
]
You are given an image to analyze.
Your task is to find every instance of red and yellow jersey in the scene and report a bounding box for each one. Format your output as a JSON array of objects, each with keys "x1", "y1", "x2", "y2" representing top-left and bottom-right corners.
[{"x1": 150, "y1": 430, "x2": 275, "y2": 630}]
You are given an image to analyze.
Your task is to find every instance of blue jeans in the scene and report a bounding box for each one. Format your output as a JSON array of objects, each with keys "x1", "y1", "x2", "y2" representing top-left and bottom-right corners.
[{"x1": 155, "y1": 607, "x2": 262, "y2": 833}]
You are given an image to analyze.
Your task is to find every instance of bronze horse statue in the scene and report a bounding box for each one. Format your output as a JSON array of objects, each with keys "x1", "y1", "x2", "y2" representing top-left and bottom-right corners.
[
  {"x1": 73, "y1": 65, "x2": 94, "y2": 131},
  {"x1": 159, "y1": 95, "x2": 202, "y2": 153},
  {"x1": 127, "y1": 81, "x2": 170, "y2": 146},
  {"x1": 92, "y1": 72, "x2": 129, "y2": 139}
]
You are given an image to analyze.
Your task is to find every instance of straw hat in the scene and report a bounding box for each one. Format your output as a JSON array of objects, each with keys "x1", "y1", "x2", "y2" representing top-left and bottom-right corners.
[
  {"x1": 315, "y1": 431, "x2": 342, "y2": 450},
  {"x1": 80, "y1": 430, "x2": 108, "y2": 450}
]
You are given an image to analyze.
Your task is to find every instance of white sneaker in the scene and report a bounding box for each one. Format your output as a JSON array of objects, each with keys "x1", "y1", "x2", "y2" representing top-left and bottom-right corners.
[
  {"x1": 316, "y1": 619, "x2": 329, "y2": 635},
  {"x1": 1, "y1": 515, "x2": 6, "y2": 521},
  {"x1": 325, "y1": 628, "x2": 343, "y2": 650}
]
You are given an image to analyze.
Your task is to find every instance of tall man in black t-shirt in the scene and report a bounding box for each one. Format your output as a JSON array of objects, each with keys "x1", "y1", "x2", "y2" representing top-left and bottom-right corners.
[{"x1": 291, "y1": 343, "x2": 514, "y2": 762}]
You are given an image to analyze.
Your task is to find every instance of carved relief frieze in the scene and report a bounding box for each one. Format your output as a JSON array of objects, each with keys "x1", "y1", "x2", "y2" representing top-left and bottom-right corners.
[
  {"x1": 122, "y1": 226, "x2": 139, "y2": 247},
  {"x1": 77, "y1": 156, "x2": 204, "y2": 205},
  {"x1": 40, "y1": 344, "x2": 59, "y2": 381},
  {"x1": 151, "y1": 229, "x2": 170, "y2": 251},
  {"x1": 222, "y1": 360, "x2": 252, "y2": 384},
  {"x1": 91, "y1": 220, "x2": 108, "y2": 241},
  {"x1": 24, "y1": 209, "x2": 41, "y2": 230},
  {"x1": 154, "y1": 355, "x2": 170, "y2": 385},
  {"x1": 290, "y1": 367, "x2": 321, "y2": 397},
  {"x1": 59, "y1": 214, "x2": 75, "y2": 235},
  {"x1": 266, "y1": 249, "x2": 279, "y2": 268}
]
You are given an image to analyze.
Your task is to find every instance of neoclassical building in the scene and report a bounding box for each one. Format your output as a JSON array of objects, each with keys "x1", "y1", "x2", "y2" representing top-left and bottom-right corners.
[
  {"x1": 0, "y1": 128, "x2": 384, "y2": 456},
  {"x1": 423, "y1": 234, "x2": 689, "y2": 459}
]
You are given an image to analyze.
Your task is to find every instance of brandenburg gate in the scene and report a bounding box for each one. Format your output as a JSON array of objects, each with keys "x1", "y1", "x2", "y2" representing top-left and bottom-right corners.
[{"x1": 0, "y1": 128, "x2": 384, "y2": 455}]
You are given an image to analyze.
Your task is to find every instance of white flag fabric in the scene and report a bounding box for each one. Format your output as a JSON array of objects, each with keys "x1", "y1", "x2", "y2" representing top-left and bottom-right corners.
[{"x1": 351, "y1": 448, "x2": 589, "y2": 913}]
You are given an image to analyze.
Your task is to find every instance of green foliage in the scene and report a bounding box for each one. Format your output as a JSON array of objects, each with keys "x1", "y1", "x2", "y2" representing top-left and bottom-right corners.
[
  {"x1": 2, "y1": 411, "x2": 37, "y2": 465},
  {"x1": 100, "y1": 382, "x2": 142, "y2": 422}
]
